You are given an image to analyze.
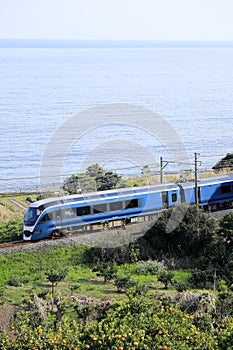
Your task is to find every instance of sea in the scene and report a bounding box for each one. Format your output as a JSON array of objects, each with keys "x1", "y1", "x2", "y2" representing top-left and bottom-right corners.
[{"x1": 0, "y1": 40, "x2": 233, "y2": 192}]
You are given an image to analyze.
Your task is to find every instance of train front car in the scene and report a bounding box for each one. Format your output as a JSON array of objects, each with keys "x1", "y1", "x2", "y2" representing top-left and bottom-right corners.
[
  {"x1": 23, "y1": 204, "x2": 40, "y2": 240},
  {"x1": 23, "y1": 200, "x2": 55, "y2": 241}
]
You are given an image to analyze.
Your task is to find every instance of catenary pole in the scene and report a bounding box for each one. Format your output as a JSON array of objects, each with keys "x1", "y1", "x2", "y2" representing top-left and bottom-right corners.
[{"x1": 194, "y1": 152, "x2": 199, "y2": 206}]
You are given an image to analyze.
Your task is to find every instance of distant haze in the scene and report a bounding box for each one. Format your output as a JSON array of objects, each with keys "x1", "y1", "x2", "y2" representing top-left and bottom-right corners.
[{"x1": 0, "y1": 0, "x2": 233, "y2": 41}]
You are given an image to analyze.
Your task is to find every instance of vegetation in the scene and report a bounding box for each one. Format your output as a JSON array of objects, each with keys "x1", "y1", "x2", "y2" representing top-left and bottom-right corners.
[
  {"x1": 63, "y1": 163, "x2": 122, "y2": 194},
  {"x1": 212, "y1": 152, "x2": 233, "y2": 171},
  {"x1": 0, "y1": 241, "x2": 232, "y2": 349},
  {"x1": 0, "y1": 188, "x2": 233, "y2": 348},
  {"x1": 139, "y1": 205, "x2": 216, "y2": 268},
  {"x1": 0, "y1": 218, "x2": 23, "y2": 243}
]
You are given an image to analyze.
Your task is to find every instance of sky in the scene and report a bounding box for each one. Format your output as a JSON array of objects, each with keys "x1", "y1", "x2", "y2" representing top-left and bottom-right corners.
[{"x1": 0, "y1": 0, "x2": 233, "y2": 41}]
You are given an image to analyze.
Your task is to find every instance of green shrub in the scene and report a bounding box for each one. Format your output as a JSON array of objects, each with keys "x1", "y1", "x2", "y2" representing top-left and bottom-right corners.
[
  {"x1": 8, "y1": 275, "x2": 22, "y2": 287},
  {"x1": 0, "y1": 218, "x2": 23, "y2": 243},
  {"x1": 135, "y1": 260, "x2": 166, "y2": 275},
  {"x1": 218, "y1": 318, "x2": 233, "y2": 349},
  {"x1": 114, "y1": 276, "x2": 135, "y2": 292},
  {"x1": 1, "y1": 298, "x2": 218, "y2": 349},
  {"x1": 158, "y1": 271, "x2": 174, "y2": 289},
  {"x1": 92, "y1": 261, "x2": 117, "y2": 282}
]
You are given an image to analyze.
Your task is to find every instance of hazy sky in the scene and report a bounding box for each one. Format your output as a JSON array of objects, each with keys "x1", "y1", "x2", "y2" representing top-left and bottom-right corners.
[{"x1": 1, "y1": 0, "x2": 233, "y2": 41}]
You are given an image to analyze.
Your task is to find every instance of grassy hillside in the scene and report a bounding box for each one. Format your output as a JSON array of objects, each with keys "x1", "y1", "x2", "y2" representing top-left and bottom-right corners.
[
  {"x1": 0, "y1": 194, "x2": 38, "y2": 222},
  {"x1": 0, "y1": 245, "x2": 232, "y2": 349}
]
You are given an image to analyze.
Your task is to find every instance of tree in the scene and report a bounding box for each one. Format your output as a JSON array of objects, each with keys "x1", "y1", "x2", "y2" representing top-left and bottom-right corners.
[
  {"x1": 212, "y1": 153, "x2": 233, "y2": 171},
  {"x1": 92, "y1": 261, "x2": 117, "y2": 282},
  {"x1": 217, "y1": 212, "x2": 233, "y2": 247},
  {"x1": 158, "y1": 271, "x2": 174, "y2": 289},
  {"x1": 63, "y1": 173, "x2": 96, "y2": 194},
  {"x1": 63, "y1": 164, "x2": 121, "y2": 194},
  {"x1": 45, "y1": 267, "x2": 67, "y2": 310},
  {"x1": 139, "y1": 205, "x2": 217, "y2": 266},
  {"x1": 86, "y1": 163, "x2": 104, "y2": 178},
  {"x1": 209, "y1": 212, "x2": 233, "y2": 284},
  {"x1": 96, "y1": 171, "x2": 121, "y2": 191}
]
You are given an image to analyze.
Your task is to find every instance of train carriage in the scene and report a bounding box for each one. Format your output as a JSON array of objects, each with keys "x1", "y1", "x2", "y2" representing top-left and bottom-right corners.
[
  {"x1": 23, "y1": 174, "x2": 233, "y2": 241},
  {"x1": 23, "y1": 183, "x2": 181, "y2": 241},
  {"x1": 179, "y1": 175, "x2": 233, "y2": 210}
]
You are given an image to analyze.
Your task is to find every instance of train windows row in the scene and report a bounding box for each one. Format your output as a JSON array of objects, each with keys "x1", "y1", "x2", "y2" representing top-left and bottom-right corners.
[
  {"x1": 41, "y1": 199, "x2": 139, "y2": 222},
  {"x1": 220, "y1": 185, "x2": 232, "y2": 195}
]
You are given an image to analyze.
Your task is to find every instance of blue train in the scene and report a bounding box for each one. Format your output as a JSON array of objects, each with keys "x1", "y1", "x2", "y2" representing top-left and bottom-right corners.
[{"x1": 23, "y1": 174, "x2": 233, "y2": 241}]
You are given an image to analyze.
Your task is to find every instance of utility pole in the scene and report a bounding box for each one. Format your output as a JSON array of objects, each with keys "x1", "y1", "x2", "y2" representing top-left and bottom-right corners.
[
  {"x1": 194, "y1": 152, "x2": 200, "y2": 206},
  {"x1": 160, "y1": 156, "x2": 163, "y2": 183},
  {"x1": 160, "y1": 157, "x2": 170, "y2": 184}
]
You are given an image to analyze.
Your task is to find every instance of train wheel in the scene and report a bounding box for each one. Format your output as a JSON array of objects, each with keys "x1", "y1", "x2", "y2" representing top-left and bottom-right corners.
[
  {"x1": 62, "y1": 227, "x2": 73, "y2": 237},
  {"x1": 52, "y1": 230, "x2": 62, "y2": 238}
]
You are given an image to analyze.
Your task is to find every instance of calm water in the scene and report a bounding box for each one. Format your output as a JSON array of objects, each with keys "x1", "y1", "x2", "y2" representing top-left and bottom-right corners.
[{"x1": 0, "y1": 42, "x2": 233, "y2": 191}]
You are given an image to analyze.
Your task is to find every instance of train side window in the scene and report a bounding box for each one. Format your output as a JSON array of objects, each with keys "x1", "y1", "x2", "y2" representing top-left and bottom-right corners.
[
  {"x1": 110, "y1": 201, "x2": 123, "y2": 211},
  {"x1": 220, "y1": 185, "x2": 231, "y2": 194},
  {"x1": 63, "y1": 208, "x2": 77, "y2": 218},
  {"x1": 125, "y1": 199, "x2": 139, "y2": 209},
  {"x1": 53, "y1": 210, "x2": 61, "y2": 220},
  {"x1": 93, "y1": 203, "x2": 107, "y2": 214},
  {"x1": 77, "y1": 206, "x2": 91, "y2": 216},
  {"x1": 172, "y1": 193, "x2": 177, "y2": 202},
  {"x1": 36, "y1": 209, "x2": 42, "y2": 216},
  {"x1": 40, "y1": 214, "x2": 50, "y2": 222}
]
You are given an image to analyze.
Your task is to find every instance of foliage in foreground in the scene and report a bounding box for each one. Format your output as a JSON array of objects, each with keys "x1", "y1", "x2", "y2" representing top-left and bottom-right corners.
[
  {"x1": 0, "y1": 297, "x2": 221, "y2": 350},
  {"x1": 0, "y1": 218, "x2": 23, "y2": 243}
]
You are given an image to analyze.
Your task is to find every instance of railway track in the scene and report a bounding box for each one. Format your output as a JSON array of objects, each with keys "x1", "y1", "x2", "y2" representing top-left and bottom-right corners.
[
  {"x1": 0, "y1": 221, "x2": 150, "y2": 255},
  {"x1": 0, "y1": 240, "x2": 29, "y2": 249},
  {"x1": 0, "y1": 235, "x2": 69, "y2": 250}
]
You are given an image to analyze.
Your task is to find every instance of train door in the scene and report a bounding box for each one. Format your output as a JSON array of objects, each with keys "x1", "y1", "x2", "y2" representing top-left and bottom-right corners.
[
  {"x1": 55, "y1": 213, "x2": 62, "y2": 228},
  {"x1": 162, "y1": 191, "x2": 168, "y2": 209}
]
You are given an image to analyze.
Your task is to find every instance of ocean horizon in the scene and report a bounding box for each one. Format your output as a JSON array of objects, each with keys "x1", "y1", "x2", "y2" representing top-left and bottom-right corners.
[
  {"x1": 1, "y1": 39, "x2": 233, "y2": 48},
  {"x1": 1, "y1": 41, "x2": 233, "y2": 192}
]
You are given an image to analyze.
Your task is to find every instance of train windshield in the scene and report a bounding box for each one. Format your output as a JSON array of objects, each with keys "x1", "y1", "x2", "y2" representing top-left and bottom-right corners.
[{"x1": 24, "y1": 207, "x2": 40, "y2": 225}]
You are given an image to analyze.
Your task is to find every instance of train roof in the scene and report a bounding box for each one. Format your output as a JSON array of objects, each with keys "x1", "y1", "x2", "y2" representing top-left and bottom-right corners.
[
  {"x1": 178, "y1": 174, "x2": 233, "y2": 189},
  {"x1": 29, "y1": 182, "x2": 180, "y2": 208}
]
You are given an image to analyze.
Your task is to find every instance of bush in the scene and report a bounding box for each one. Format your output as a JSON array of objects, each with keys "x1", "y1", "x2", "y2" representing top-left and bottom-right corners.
[
  {"x1": 135, "y1": 260, "x2": 166, "y2": 275},
  {"x1": 0, "y1": 218, "x2": 23, "y2": 243},
  {"x1": 173, "y1": 281, "x2": 190, "y2": 292},
  {"x1": 114, "y1": 276, "x2": 135, "y2": 292},
  {"x1": 1, "y1": 298, "x2": 218, "y2": 349},
  {"x1": 8, "y1": 275, "x2": 22, "y2": 287},
  {"x1": 188, "y1": 269, "x2": 214, "y2": 289},
  {"x1": 218, "y1": 318, "x2": 233, "y2": 349},
  {"x1": 92, "y1": 261, "x2": 117, "y2": 282},
  {"x1": 158, "y1": 271, "x2": 174, "y2": 289}
]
